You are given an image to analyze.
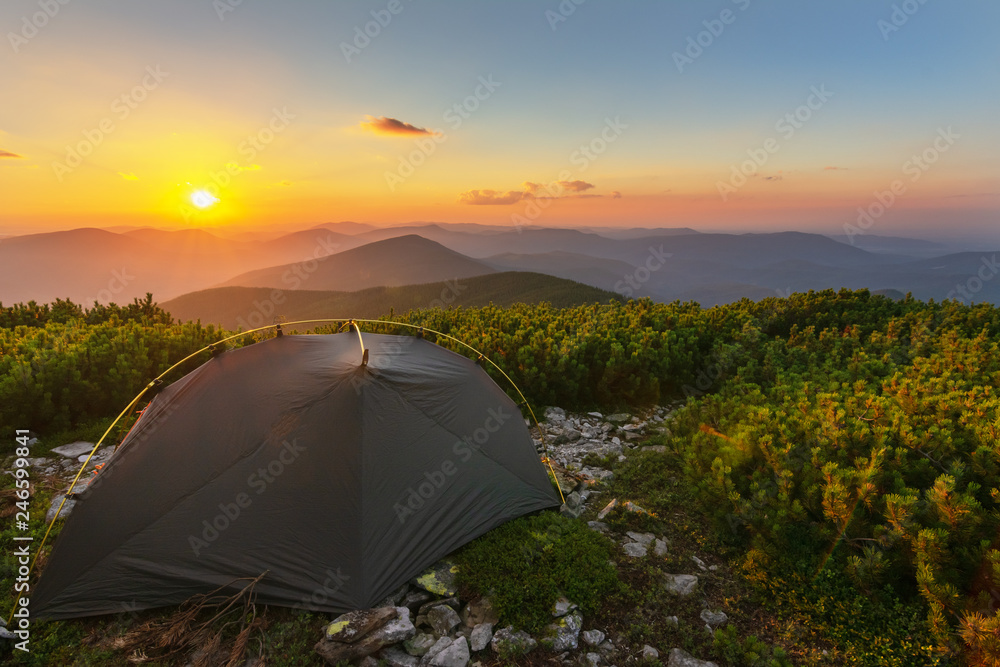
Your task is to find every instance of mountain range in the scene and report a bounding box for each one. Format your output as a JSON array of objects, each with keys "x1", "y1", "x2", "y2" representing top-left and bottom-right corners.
[{"x1": 0, "y1": 223, "x2": 996, "y2": 317}]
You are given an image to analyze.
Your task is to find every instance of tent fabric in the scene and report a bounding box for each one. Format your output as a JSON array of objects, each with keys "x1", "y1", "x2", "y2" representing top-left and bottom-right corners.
[{"x1": 32, "y1": 333, "x2": 560, "y2": 619}]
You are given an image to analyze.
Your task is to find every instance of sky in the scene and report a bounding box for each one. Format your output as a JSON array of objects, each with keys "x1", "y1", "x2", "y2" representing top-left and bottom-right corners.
[{"x1": 1, "y1": 0, "x2": 998, "y2": 242}]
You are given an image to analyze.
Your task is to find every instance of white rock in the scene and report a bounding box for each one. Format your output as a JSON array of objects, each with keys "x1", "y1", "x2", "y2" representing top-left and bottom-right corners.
[
  {"x1": 582, "y1": 653, "x2": 602, "y2": 667},
  {"x1": 667, "y1": 648, "x2": 718, "y2": 667},
  {"x1": 51, "y1": 441, "x2": 96, "y2": 458},
  {"x1": 626, "y1": 531, "x2": 655, "y2": 546},
  {"x1": 623, "y1": 542, "x2": 648, "y2": 558},
  {"x1": 469, "y1": 623, "x2": 493, "y2": 652},
  {"x1": 653, "y1": 539, "x2": 669, "y2": 557},
  {"x1": 642, "y1": 645, "x2": 659, "y2": 660},
  {"x1": 663, "y1": 574, "x2": 698, "y2": 596},
  {"x1": 691, "y1": 556, "x2": 707, "y2": 571},
  {"x1": 381, "y1": 645, "x2": 419, "y2": 667},
  {"x1": 424, "y1": 637, "x2": 454, "y2": 664},
  {"x1": 582, "y1": 629, "x2": 605, "y2": 646},
  {"x1": 700, "y1": 610, "x2": 728, "y2": 628},
  {"x1": 541, "y1": 611, "x2": 582, "y2": 651},
  {"x1": 430, "y1": 636, "x2": 469, "y2": 667}
]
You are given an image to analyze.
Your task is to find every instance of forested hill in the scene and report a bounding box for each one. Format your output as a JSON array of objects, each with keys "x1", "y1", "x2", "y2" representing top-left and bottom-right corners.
[{"x1": 3, "y1": 289, "x2": 1000, "y2": 663}]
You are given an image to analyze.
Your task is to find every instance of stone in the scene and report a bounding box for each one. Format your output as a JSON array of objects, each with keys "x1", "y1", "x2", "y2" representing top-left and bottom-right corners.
[
  {"x1": 626, "y1": 531, "x2": 655, "y2": 546},
  {"x1": 623, "y1": 542, "x2": 648, "y2": 558},
  {"x1": 545, "y1": 407, "x2": 566, "y2": 422},
  {"x1": 427, "y1": 605, "x2": 462, "y2": 636},
  {"x1": 587, "y1": 521, "x2": 609, "y2": 533},
  {"x1": 45, "y1": 495, "x2": 76, "y2": 523},
  {"x1": 700, "y1": 610, "x2": 728, "y2": 628},
  {"x1": 0, "y1": 627, "x2": 14, "y2": 640},
  {"x1": 469, "y1": 622, "x2": 493, "y2": 652},
  {"x1": 653, "y1": 539, "x2": 669, "y2": 557},
  {"x1": 587, "y1": 411, "x2": 603, "y2": 418},
  {"x1": 404, "y1": 633, "x2": 437, "y2": 657},
  {"x1": 582, "y1": 629, "x2": 605, "y2": 647},
  {"x1": 607, "y1": 413, "x2": 631, "y2": 424},
  {"x1": 561, "y1": 504, "x2": 585, "y2": 519},
  {"x1": 418, "y1": 596, "x2": 460, "y2": 616},
  {"x1": 359, "y1": 657, "x2": 379, "y2": 667},
  {"x1": 565, "y1": 491, "x2": 584, "y2": 509},
  {"x1": 461, "y1": 597, "x2": 499, "y2": 628},
  {"x1": 691, "y1": 556, "x2": 707, "y2": 571},
  {"x1": 663, "y1": 574, "x2": 699, "y2": 596},
  {"x1": 315, "y1": 607, "x2": 416, "y2": 664},
  {"x1": 491, "y1": 626, "x2": 537, "y2": 656},
  {"x1": 667, "y1": 648, "x2": 718, "y2": 667},
  {"x1": 324, "y1": 607, "x2": 398, "y2": 643},
  {"x1": 381, "y1": 645, "x2": 419, "y2": 667},
  {"x1": 541, "y1": 611, "x2": 583, "y2": 651},
  {"x1": 582, "y1": 653, "x2": 602, "y2": 667},
  {"x1": 379, "y1": 583, "x2": 412, "y2": 607},
  {"x1": 430, "y1": 636, "x2": 469, "y2": 667},
  {"x1": 552, "y1": 597, "x2": 577, "y2": 617},
  {"x1": 642, "y1": 645, "x2": 659, "y2": 660},
  {"x1": 51, "y1": 441, "x2": 96, "y2": 458},
  {"x1": 412, "y1": 561, "x2": 459, "y2": 596},
  {"x1": 597, "y1": 499, "x2": 618, "y2": 519},
  {"x1": 665, "y1": 616, "x2": 679, "y2": 626},
  {"x1": 424, "y1": 637, "x2": 454, "y2": 664},
  {"x1": 402, "y1": 589, "x2": 435, "y2": 612}
]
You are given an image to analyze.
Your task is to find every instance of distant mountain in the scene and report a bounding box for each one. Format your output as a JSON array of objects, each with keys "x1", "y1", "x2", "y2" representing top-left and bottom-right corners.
[
  {"x1": 484, "y1": 251, "x2": 635, "y2": 292},
  {"x1": 827, "y1": 233, "x2": 948, "y2": 258},
  {"x1": 163, "y1": 272, "x2": 620, "y2": 329},
  {"x1": 219, "y1": 235, "x2": 497, "y2": 291}
]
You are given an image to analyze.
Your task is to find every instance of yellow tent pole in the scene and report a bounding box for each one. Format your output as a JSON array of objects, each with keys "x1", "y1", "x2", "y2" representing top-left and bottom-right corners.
[{"x1": 15, "y1": 316, "x2": 563, "y2": 622}]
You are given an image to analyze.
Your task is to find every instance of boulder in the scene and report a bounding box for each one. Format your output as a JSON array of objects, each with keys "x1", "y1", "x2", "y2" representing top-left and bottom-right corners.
[
  {"x1": 461, "y1": 597, "x2": 498, "y2": 628},
  {"x1": 607, "y1": 413, "x2": 631, "y2": 425},
  {"x1": 380, "y1": 645, "x2": 419, "y2": 667},
  {"x1": 663, "y1": 574, "x2": 698, "y2": 596},
  {"x1": 404, "y1": 633, "x2": 437, "y2": 657},
  {"x1": 51, "y1": 441, "x2": 96, "y2": 458},
  {"x1": 412, "y1": 561, "x2": 459, "y2": 596},
  {"x1": 324, "y1": 607, "x2": 398, "y2": 643},
  {"x1": 423, "y1": 637, "x2": 454, "y2": 664},
  {"x1": 626, "y1": 531, "x2": 655, "y2": 546},
  {"x1": 552, "y1": 597, "x2": 577, "y2": 617},
  {"x1": 315, "y1": 607, "x2": 415, "y2": 665},
  {"x1": 418, "y1": 596, "x2": 460, "y2": 616},
  {"x1": 642, "y1": 645, "x2": 659, "y2": 660},
  {"x1": 700, "y1": 610, "x2": 728, "y2": 628},
  {"x1": 582, "y1": 629, "x2": 605, "y2": 647},
  {"x1": 667, "y1": 648, "x2": 718, "y2": 667},
  {"x1": 623, "y1": 542, "x2": 647, "y2": 558},
  {"x1": 430, "y1": 635, "x2": 469, "y2": 667},
  {"x1": 427, "y1": 605, "x2": 461, "y2": 636},
  {"x1": 491, "y1": 626, "x2": 537, "y2": 656},
  {"x1": 541, "y1": 611, "x2": 583, "y2": 651},
  {"x1": 469, "y1": 623, "x2": 493, "y2": 652},
  {"x1": 653, "y1": 539, "x2": 669, "y2": 557}
]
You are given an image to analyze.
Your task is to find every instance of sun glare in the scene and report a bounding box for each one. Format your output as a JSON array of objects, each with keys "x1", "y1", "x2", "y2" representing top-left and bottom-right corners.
[{"x1": 190, "y1": 189, "x2": 220, "y2": 209}]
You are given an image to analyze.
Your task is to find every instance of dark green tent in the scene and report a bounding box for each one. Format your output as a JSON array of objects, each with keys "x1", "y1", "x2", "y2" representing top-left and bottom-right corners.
[{"x1": 32, "y1": 332, "x2": 560, "y2": 619}]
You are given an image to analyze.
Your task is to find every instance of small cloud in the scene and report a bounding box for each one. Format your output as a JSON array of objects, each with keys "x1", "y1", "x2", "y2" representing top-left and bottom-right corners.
[
  {"x1": 823, "y1": 166, "x2": 846, "y2": 170},
  {"x1": 457, "y1": 189, "x2": 527, "y2": 205},
  {"x1": 361, "y1": 115, "x2": 439, "y2": 137},
  {"x1": 118, "y1": 172, "x2": 139, "y2": 181},
  {"x1": 610, "y1": 191, "x2": 622, "y2": 199},
  {"x1": 762, "y1": 175, "x2": 783, "y2": 181},
  {"x1": 555, "y1": 180, "x2": 594, "y2": 193},
  {"x1": 0, "y1": 149, "x2": 22, "y2": 158},
  {"x1": 225, "y1": 162, "x2": 262, "y2": 172},
  {"x1": 279, "y1": 180, "x2": 292, "y2": 186}
]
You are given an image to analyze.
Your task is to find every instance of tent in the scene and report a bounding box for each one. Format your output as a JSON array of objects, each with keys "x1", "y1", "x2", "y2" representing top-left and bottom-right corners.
[{"x1": 32, "y1": 331, "x2": 561, "y2": 619}]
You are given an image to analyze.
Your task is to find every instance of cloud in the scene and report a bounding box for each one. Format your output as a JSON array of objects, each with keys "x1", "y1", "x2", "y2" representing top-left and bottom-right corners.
[
  {"x1": 762, "y1": 175, "x2": 783, "y2": 181},
  {"x1": 459, "y1": 179, "x2": 617, "y2": 205},
  {"x1": 457, "y1": 189, "x2": 527, "y2": 205},
  {"x1": 118, "y1": 172, "x2": 139, "y2": 181},
  {"x1": 610, "y1": 191, "x2": 622, "y2": 199},
  {"x1": 0, "y1": 149, "x2": 22, "y2": 158},
  {"x1": 555, "y1": 180, "x2": 594, "y2": 193},
  {"x1": 823, "y1": 166, "x2": 847, "y2": 170},
  {"x1": 360, "y1": 115, "x2": 439, "y2": 137}
]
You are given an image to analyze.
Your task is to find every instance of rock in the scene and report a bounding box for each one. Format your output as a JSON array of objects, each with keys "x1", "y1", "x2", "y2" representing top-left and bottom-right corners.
[
  {"x1": 607, "y1": 413, "x2": 631, "y2": 424},
  {"x1": 380, "y1": 583, "x2": 412, "y2": 607},
  {"x1": 51, "y1": 441, "x2": 96, "y2": 458},
  {"x1": 461, "y1": 597, "x2": 498, "y2": 628},
  {"x1": 554, "y1": 428, "x2": 582, "y2": 444},
  {"x1": 565, "y1": 491, "x2": 583, "y2": 509},
  {"x1": 561, "y1": 504, "x2": 585, "y2": 519},
  {"x1": 623, "y1": 542, "x2": 648, "y2": 558},
  {"x1": 667, "y1": 648, "x2": 718, "y2": 667},
  {"x1": 491, "y1": 626, "x2": 537, "y2": 656},
  {"x1": 545, "y1": 407, "x2": 566, "y2": 422},
  {"x1": 45, "y1": 495, "x2": 76, "y2": 522},
  {"x1": 469, "y1": 623, "x2": 493, "y2": 652},
  {"x1": 541, "y1": 611, "x2": 583, "y2": 651},
  {"x1": 430, "y1": 636, "x2": 469, "y2": 667},
  {"x1": 582, "y1": 629, "x2": 605, "y2": 647},
  {"x1": 412, "y1": 561, "x2": 459, "y2": 596},
  {"x1": 0, "y1": 627, "x2": 15, "y2": 640},
  {"x1": 692, "y1": 556, "x2": 707, "y2": 571},
  {"x1": 424, "y1": 637, "x2": 454, "y2": 664},
  {"x1": 665, "y1": 616, "x2": 679, "y2": 626},
  {"x1": 663, "y1": 574, "x2": 699, "y2": 596},
  {"x1": 381, "y1": 645, "x2": 419, "y2": 667},
  {"x1": 597, "y1": 499, "x2": 618, "y2": 519},
  {"x1": 552, "y1": 597, "x2": 577, "y2": 617},
  {"x1": 626, "y1": 531, "x2": 655, "y2": 546},
  {"x1": 653, "y1": 539, "x2": 669, "y2": 557},
  {"x1": 418, "y1": 597, "x2": 460, "y2": 616},
  {"x1": 587, "y1": 521, "x2": 609, "y2": 533},
  {"x1": 611, "y1": 436, "x2": 621, "y2": 446},
  {"x1": 324, "y1": 607, "x2": 399, "y2": 643},
  {"x1": 402, "y1": 589, "x2": 435, "y2": 612},
  {"x1": 700, "y1": 610, "x2": 728, "y2": 628},
  {"x1": 359, "y1": 657, "x2": 379, "y2": 667},
  {"x1": 315, "y1": 607, "x2": 416, "y2": 664},
  {"x1": 642, "y1": 645, "x2": 659, "y2": 660},
  {"x1": 582, "y1": 653, "x2": 602, "y2": 667},
  {"x1": 587, "y1": 411, "x2": 603, "y2": 418},
  {"x1": 404, "y1": 633, "x2": 437, "y2": 657},
  {"x1": 427, "y1": 605, "x2": 461, "y2": 636}
]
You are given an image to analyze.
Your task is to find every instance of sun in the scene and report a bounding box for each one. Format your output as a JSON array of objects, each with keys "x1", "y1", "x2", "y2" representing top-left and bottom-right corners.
[{"x1": 190, "y1": 189, "x2": 220, "y2": 209}]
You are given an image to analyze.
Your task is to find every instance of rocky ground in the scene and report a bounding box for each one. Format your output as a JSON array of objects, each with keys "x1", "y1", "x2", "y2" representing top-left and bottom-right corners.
[{"x1": 3, "y1": 404, "x2": 737, "y2": 666}]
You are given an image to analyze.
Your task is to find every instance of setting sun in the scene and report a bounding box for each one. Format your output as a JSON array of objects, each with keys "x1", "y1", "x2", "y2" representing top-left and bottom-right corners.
[{"x1": 190, "y1": 189, "x2": 220, "y2": 209}]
